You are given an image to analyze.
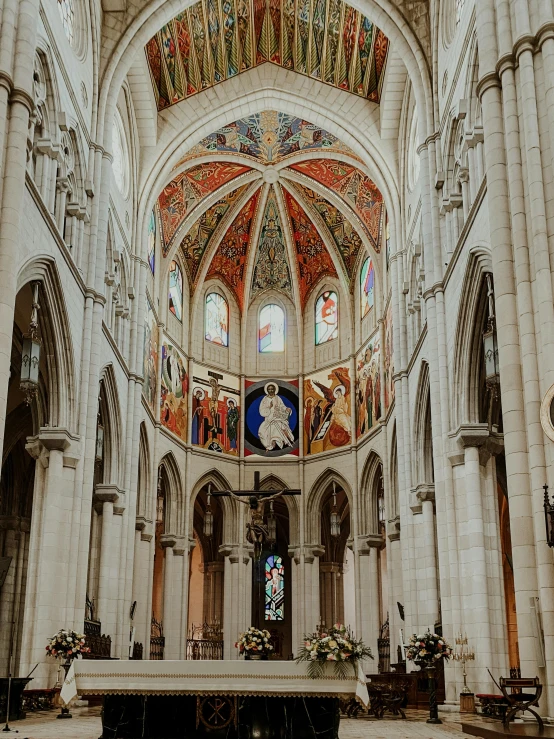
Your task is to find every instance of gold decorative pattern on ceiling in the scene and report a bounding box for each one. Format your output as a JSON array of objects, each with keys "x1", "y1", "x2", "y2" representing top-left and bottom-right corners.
[{"x1": 145, "y1": 0, "x2": 389, "y2": 110}]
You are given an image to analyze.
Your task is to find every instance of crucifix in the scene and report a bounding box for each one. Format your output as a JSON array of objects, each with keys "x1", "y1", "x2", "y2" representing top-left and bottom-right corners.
[{"x1": 212, "y1": 473, "x2": 301, "y2": 630}]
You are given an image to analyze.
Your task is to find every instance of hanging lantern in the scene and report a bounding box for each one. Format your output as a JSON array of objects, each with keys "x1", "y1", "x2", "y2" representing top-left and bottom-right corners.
[
  {"x1": 544, "y1": 485, "x2": 554, "y2": 548},
  {"x1": 267, "y1": 500, "x2": 277, "y2": 545},
  {"x1": 95, "y1": 411, "x2": 104, "y2": 463},
  {"x1": 204, "y1": 485, "x2": 214, "y2": 538},
  {"x1": 330, "y1": 483, "x2": 341, "y2": 539},
  {"x1": 483, "y1": 274, "x2": 500, "y2": 387},
  {"x1": 20, "y1": 282, "x2": 41, "y2": 405}
]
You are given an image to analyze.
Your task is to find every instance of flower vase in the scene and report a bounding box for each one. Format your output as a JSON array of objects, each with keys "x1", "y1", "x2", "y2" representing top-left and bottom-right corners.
[
  {"x1": 245, "y1": 654, "x2": 267, "y2": 660},
  {"x1": 425, "y1": 665, "x2": 442, "y2": 725},
  {"x1": 57, "y1": 659, "x2": 73, "y2": 720}
]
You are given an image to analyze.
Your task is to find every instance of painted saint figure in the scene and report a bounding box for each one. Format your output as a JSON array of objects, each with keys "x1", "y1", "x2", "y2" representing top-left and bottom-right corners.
[
  {"x1": 258, "y1": 383, "x2": 294, "y2": 451},
  {"x1": 227, "y1": 399, "x2": 239, "y2": 452},
  {"x1": 191, "y1": 388, "x2": 205, "y2": 445}
]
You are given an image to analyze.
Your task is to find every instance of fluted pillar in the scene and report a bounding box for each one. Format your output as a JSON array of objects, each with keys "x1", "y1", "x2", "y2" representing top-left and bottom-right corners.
[{"x1": 357, "y1": 535, "x2": 381, "y2": 667}]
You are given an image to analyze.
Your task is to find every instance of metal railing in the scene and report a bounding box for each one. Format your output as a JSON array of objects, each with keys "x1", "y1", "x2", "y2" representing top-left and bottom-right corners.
[{"x1": 186, "y1": 639, "x2": 223, "y2": 660}]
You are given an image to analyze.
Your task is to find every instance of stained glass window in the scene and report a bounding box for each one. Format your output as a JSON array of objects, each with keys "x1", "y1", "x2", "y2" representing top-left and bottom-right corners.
[
  {"x1": 315, "y1": 291, "x2": 338, "y2": 345},
  {"x1": 361, "y1": 259, "x2": 375, "y2": 317},
  {"x1": 169, "y1": 260, "x2": 183, "y2": 321},
  {"x1": 148, "y1": 210, "x2": 156, "y2": 275},
  {"x1": 57, "y1": 0, "x2": 75, "y2": 45},
  {"x1": 265, "y1": 554, "x2": 284, "y2": 621},
  {"x1": 259, "y1": 304, "x2": 285, "y2": 353},
  {"x1": 205, "y1": 292, "x2": 229, "y2": 346}
]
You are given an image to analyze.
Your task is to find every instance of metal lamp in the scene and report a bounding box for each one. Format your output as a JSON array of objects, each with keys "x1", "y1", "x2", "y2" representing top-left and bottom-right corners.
[
  {"x1": 20, "y1": 282, "x2": 41, "y2": 405},
  {"x1": 544, "y1": 485, "x2": 554, "y2": 548},
  {"x1": 267, "y1": 500, "x2": 277, "y2": 545},
  {"x1": 330, "y1": 483, "x2": 340, "y2": 539},
  {"x1": 204, "y1": 485, "x2": 214, "y2": 538},
  {"x1": 483, "y1": 274, "x2": 500, "y2": 429}
]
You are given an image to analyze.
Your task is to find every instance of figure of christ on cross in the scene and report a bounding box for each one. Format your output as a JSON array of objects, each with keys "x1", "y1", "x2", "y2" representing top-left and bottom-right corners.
[{"x1": 213, "y1": 486, "x2": 301, "y2": 560}]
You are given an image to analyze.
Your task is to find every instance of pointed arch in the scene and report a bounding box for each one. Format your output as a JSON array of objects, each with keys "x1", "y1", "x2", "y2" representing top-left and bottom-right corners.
[
  {"x1": 158, "y1": 451, "x2": 184, "y2": 536},
  {"x1": 17, "y1": 256, "x2": 77, "y2": 431},
  {"x1": 451, "y1": 247, "x2": 493, "y2": 428},
  {"x1": 412, "y1": 361, "x2": 433, "y2": 487},
  {"x1": 137, "y1": 422, "x2": 151, "y2": 518},
  {"x1": 359, "y1": 450, "x2": 384, "y2": 534},
  {"x1": 98, "y1": 363, "x2": 124, "y2": 488},
  {"x1": 306, "y1": 469, "x2": 352, "y2": 544},
  {"x1": 258, "y1": 473, "x2": 299, "y2": 547}
]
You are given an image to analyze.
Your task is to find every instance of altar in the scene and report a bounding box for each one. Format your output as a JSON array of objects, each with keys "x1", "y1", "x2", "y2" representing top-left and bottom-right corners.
[{"x1": 74, "y1": 659, "x2": 369, "y2": 738}]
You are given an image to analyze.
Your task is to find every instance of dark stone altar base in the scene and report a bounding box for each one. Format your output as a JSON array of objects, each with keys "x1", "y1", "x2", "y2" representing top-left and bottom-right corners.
[{"x1": 102, "y1": 694, "x2": 340, "y2": 739}]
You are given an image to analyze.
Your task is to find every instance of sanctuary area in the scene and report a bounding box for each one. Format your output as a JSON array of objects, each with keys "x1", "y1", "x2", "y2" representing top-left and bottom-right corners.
[{"x1": 2, "y1": 0, "x2": 554, "y2": 735}]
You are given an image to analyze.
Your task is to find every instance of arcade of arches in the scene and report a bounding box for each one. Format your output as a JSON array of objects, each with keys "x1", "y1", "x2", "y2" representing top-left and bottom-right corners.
[{"x1": 2, "y1": 0, "x2": 554, "y2": 718}]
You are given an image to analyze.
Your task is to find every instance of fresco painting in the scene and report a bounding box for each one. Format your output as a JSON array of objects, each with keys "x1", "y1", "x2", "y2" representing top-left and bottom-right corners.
[
  {"x1": 356, "y1": 334, "x2": 382, "y2": 439},
  {"x1": 191, "y1": 365, "x2": 240, "y2": 455},
  {"x1": 244, "y1": 378, "x2": 299, "y2": 457},
  {"x1": 304, "y1": 365, "x2": 352, "y2": 454},
  {"x1": 143, "y1": 298, "x2": 158, "y2": 413},
  {"x1": 160, "y1": 338, "x2": 188, "y2": 442}
]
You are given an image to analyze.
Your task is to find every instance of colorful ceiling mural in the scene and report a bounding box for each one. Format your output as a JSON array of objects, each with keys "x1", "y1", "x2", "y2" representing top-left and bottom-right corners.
[
  {"x1": 158, "y1": 162, "x2": 251, "y2": 251},
  {"x1": 145, "y1": 0, "x2": 389, "y2": 111},
  {"x1": 178, "y1": 111, "x2": 357, "y2": 165},
  {"x1": 288, "y1": 159, "x2": 383, "y2": 251},
  {"x1": 283, "y1": 188, "x2": 337, "y2": 308},
  {"x1": 178, "y1": 183, "x2": 250, "y2": 283},
  {"x1": 291, "y1": 182, "x2": 364, "y2": 278},
  {"x1": 206, "y1": 191, "x2": 261, "y2": 309},
  {"x1": 250, "y1": 188, "x2": 293, "y2": 300}
]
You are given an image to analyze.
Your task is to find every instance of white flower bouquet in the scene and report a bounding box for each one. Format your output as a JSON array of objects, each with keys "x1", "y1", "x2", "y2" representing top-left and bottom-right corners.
[
  {"x1": 405, "y1": 629, "x2": 452, "y2": 667},
  {"x1": 296, "y1": 623, "x2": 373, "y2": 679},
  {"x1": 45, "y1": 628, "x2": 90, "y2": 660},
  {"x1": 235, "y1": 627, "x2": 274, "y2": 658}
]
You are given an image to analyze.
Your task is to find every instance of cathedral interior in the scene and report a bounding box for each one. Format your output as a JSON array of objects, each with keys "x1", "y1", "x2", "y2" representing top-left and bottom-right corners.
[{"x1": 2, "y1": 0, "x2": 554, "y2": 731}]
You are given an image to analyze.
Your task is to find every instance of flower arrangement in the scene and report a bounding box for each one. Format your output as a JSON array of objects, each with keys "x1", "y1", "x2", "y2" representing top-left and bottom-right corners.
[
  {"x1": 296, "y1": 623, "x2": 373, "y2": 679},
  {"x1": 235, "y1": 627, "x2": 274, "y2": 658},
  {"x1": 405, "y1": 630, "x2": 452, "y2": 667},
  {"x1": 45, "y1": 629, "x2": 90, "y2": 661}
]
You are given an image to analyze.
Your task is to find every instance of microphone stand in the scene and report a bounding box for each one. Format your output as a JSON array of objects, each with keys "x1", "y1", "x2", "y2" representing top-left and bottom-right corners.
[{"x1": 2, "y1": 655, "x2": 17, "y2": 733}]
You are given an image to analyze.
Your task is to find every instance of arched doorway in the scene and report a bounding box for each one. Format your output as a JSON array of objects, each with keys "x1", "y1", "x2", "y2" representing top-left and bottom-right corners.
[
  {"x1": 319, "y1": 484, "x2": 351, "y2": 629},
  {"x1": 187, "y1": 485, "x2": 224, "y2": 660}
]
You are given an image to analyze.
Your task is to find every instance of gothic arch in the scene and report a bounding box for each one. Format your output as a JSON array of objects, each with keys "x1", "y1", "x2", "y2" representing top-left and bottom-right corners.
[
  {"x1": 137, "y1": 422, "x2": 151, "y2": 518},
  {"x1": 452, "y1": 246, "x2": 493, "y2": 428},
  {"x1": 189, "y1": 469, "x2": 237, "y2": 542},
  {"x1": 158, "y1": 452, "x2": 184, "y2": 537},
  {"x1": 98, "y1": 364, "x2": 124, "y2": 488},
  {"x1": 16, "y1": 256, "x2": 77, "y2": 431},
  {"x1": 306, "y1": 469, "x2": 352, "y2": 545},
  {"x1": 412, "y1": 361, "x2": 433, "y2": 487},
  {"x1": 359, "y1": 451, "x2": 384, "y2": 535},
  {"x1": 258, "y1": 473, "x2": 299, "y2": 548}
]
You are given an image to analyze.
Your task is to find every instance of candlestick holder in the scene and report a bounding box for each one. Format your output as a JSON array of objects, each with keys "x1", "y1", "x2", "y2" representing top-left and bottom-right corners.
[{"x1": 453, "y1": 633, "x2": 475, "y2": 694}]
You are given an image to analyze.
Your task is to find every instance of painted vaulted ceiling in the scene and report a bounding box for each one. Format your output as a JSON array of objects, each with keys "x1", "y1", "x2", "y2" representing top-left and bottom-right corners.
[
  {"x1": 145, "y1": 0, "x2": 390, "y2": 110},
  {"x1": 155, "y1": 112, "x2": 385, "y2": 311}
]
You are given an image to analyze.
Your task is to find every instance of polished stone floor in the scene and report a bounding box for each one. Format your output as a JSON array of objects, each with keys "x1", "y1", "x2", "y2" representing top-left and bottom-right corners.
[{"x1": 4, "y1": 706, "x2": 488, "y2": 738}]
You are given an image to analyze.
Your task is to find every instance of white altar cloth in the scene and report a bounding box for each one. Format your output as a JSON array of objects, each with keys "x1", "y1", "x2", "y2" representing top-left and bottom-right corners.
[{"x1": 74, "y1": 660, "x2": 369, "y2": 707}]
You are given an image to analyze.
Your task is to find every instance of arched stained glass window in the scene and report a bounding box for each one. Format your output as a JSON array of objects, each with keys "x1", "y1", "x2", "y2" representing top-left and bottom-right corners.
[
  {"x1": 265, "y1": 554, "x2": 284, "y2": 621},
  {"x1": 205, "y1": 292, "x2": 229, "y2": 347},
  {"x1": 315, "y1": 291, "x2": 338, "y2": 345},
  {"x1": 57, "y1": 0, "x2": 75, "y2": 45},
  {"x1": 259, "y1": 304, "x2": 285, "y2": 353},
  {"x1": 361, "y1": 259, "x2": 375, "y2": 317},
  {"x1": 148, "y1": 210, "x2": 156, "y2": 275},
  {"x1": 169, "y1": 260, "x2": 183, "y2": 321}
]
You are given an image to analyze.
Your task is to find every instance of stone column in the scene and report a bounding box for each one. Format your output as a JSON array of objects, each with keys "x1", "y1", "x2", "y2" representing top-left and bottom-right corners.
[
  {"x1": 303, "y1": 546, "x2": 324, "y2": 634},
  {"x1": 160, "y1": 534, "x2": 177, "y2": 659},
  {"x1": 221, "y1": 546, "x2": 243, "y2": 660},
  {"x1": 415, "y1": 485, "x2": 439, "y2": 628},
  {"x1": 386, "y1": 518, "x2": 403, "y2": 663},
  {"x1": 357, "y1": 535, "x2": 381, "y2": 668}
]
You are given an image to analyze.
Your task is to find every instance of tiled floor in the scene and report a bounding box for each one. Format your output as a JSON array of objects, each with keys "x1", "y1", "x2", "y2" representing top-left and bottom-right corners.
[{"x1": 6, "y1": 706, "x2": 484, "y2": 738}]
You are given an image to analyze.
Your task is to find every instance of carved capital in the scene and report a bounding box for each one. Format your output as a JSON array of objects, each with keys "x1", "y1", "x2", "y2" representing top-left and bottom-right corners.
[{"x1": 387, "y1": 516, "x2": 401, "y2": 542}]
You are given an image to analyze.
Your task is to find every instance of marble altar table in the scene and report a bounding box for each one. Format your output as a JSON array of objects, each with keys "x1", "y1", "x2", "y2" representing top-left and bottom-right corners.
[{"x1": 74, "y1": 659, "x2": 369, "y2": 738}]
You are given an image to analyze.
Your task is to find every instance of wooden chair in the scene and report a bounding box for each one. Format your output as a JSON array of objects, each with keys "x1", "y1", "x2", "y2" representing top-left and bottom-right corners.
[{"x1": 499, "y1": 676, "x2": 543, "y2": 730}]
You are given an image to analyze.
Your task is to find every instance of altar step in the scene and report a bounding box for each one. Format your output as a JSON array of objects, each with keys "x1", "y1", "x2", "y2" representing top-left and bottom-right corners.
[{"x1": 462, "y1": 721, "x2": 554, "y2": 738}]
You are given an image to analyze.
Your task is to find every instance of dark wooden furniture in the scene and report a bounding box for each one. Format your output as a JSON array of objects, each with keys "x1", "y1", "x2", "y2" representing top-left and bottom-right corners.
[
  {"x1": 476, "y1": 694, "x2": 508, "y2": 720},
  {"x1": 22, "y1": 687, "x2": 59, "y2": 712},
  {"x1": 367, "y1": 681, "x2": 408, "y2": 719},
  {"x1": 0, "y1": 677, "x2": 32, "y2": 720},
  {"x1": 367, "y1": 664, "x2": 445, "y2": 710},
  {"x1": 102, "y1": 694, "x2": 340, "y2": 738},
  {"x1": 499, "y1": 676, "x2": 543, "y2": 730}
]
